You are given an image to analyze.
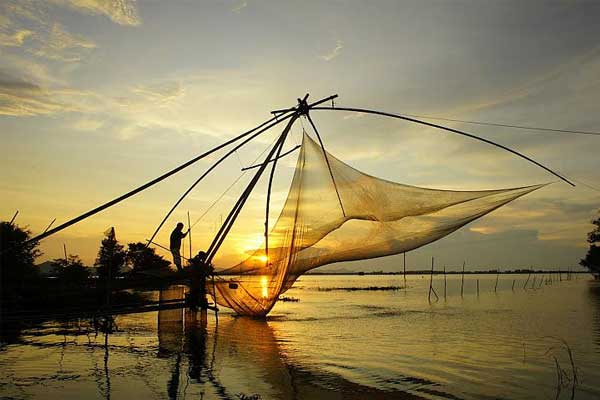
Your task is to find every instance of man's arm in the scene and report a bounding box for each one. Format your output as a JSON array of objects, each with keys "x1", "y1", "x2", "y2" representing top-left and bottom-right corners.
[{"x1": 182, "y1": 230, "x2": 189, "y2": 238}]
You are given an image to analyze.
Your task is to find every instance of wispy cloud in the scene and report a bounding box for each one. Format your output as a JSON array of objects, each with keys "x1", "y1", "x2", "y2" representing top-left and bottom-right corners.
[
  {"x1": 28, "y1": 22, "x2": 96, "y2": 62},
  {"x1": 231, "y1": 0, "x2": 248, "y2": 13},
  {"x1": 49, "y1": 0, "x2": 141, "y2": 26},
  {"x1": 320, "y1": 39, "x2": 343, "y2": 61}
]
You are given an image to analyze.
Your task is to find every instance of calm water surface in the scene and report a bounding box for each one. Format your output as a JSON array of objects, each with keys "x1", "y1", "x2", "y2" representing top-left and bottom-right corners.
[{"x1": 1, "y1": 274, "x2": 599, "y2": 399}]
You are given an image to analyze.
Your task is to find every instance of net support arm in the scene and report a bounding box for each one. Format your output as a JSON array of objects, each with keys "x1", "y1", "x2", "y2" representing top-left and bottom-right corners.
[
  {"x1": 145, "y1": 112, "x2": 295, "y2": 248},
  {"x1": 25, "y1": 112, "x2": 296, "y2": 245},
  {"x1": 311, "y1": 106, "x2": 575, "y2": 187},
  {"x1": 206, "y1": 113, "x2": 299, "y2": 264},
  {"x1": 305, "y1": 114, "x2": 347, "y2": 216}
]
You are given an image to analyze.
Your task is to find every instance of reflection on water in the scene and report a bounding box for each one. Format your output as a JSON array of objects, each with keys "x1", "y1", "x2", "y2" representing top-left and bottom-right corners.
[
  {"x1": 1, "y1": 276, "x2": 600, "y2": 399},
  {"x1": 588, "y1": 280, "x2": 600, "y2": 349}
]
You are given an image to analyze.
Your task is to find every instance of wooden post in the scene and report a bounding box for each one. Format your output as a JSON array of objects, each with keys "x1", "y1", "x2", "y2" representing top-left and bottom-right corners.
[
  {"x1": 63, "y1": 243, "x2": 68, "y2": 261},
  {"x1": 187, "y1": 211, "x2": 192, "y2": 262},
  {"x1": 428, "y1": 257, "x2": 434, "y2": 303},
  {"x1": 428, "y1": 257, "x2": 438, "y2": 303},
  {"x1": 524, "y1": 273, "x2": 531, "y2": 289},
  {"x1": 461, "y1": 261, "x2": 465, "y2": 298},
  {"x1": 443, "y1": 265, "x2": 447, "y2": 301},
  {"x1": 476, "y1": 279, "x2": 480, "y2": 296},
  {"x1": 512, "y1": 279, "x2": 515, "y2": 291},
  {"x1": 494, "y1": 269, "x2": 499, "y2": 292},
  {"x1": 403, "y1": 252, "x2": 407, "y2": 288}
]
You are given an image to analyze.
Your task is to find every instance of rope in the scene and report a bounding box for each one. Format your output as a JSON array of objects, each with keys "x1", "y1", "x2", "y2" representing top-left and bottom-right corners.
[
  {"x1": 397, "y1": 113, "x2": 600, "y2": 136},
  {"x1": 312, "y1": 106, "x2": 575, "y2": 187}
]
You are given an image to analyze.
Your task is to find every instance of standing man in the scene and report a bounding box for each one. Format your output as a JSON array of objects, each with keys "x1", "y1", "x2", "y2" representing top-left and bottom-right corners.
[{"x1": 170, "y1": 222, "x2": 188, "y2": 272}]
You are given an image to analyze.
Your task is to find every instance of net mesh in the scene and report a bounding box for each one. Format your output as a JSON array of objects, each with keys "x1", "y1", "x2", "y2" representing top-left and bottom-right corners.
[{"x1": 209, "y1": 133, "x2": 545, "y2": 316}]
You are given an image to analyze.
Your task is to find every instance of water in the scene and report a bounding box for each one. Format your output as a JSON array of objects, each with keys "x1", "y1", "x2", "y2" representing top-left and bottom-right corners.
[{"x1": 1, "y1": 274, "x2": 599, "y2": 399}]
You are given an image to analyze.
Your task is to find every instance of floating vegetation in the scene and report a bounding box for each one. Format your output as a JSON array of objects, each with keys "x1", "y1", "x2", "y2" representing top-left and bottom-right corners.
[
  {"x1": 316, "y1": 286, "x2": 404, "y2": 292},
  {"x1": 278, "y1": 296, "x2": 300, "y2": 302}
]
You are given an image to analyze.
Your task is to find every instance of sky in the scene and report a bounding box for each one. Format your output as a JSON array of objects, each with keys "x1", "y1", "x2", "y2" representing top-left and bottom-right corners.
[{"x1": 1, "y1": 0, "x2": 599, "y2": 271}]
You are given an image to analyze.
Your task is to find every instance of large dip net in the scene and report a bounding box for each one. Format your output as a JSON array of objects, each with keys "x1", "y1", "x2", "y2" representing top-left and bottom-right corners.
[{"x1": 209, "y1": 133, "x2": 545, "y2": 316}]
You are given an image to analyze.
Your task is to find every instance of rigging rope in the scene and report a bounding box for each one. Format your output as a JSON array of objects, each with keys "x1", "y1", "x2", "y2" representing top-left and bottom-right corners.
[
  {"x1": 312, "y1": 106, "x2": 575, "y2": 187},
  {"x1": 397, "y1": 114, "x2": 600, "y2": 136}
]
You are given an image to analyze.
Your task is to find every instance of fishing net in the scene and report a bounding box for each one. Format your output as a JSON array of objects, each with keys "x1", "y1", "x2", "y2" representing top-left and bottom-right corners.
[{"x1": 209, "y1": 133, "x2": 545, "y2": 316}]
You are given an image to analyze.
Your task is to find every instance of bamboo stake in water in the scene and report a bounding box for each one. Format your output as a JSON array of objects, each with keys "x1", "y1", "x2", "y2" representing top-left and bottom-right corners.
[
  {"x1": 512, "y1": 279, "x2": 516, "y2": 291},
  {"x1": 494, "y1": 269, "x2": 499, "y2": 292},
  {"x1": 403, "y1": 252, "x2": 407, "y2": 288},
  {"x1": 428, "y1": 257, "x2": 439, "y2": 303},
  {"x1": 477, "y1": 279, "x2": 480, "y2": 296},
  {"x1": 443, "y1": 265, "x2": 447, "y2": 301},
  {"x1": 461, "y1": 261, "x2": 465, "y2": 298},
  {"x1": 524, "y1": 273, "x2": 531, "y2": 289},
  {"x1": 428, "y1": 257, "x2": 434, "y2": 303},
  {"x1": 63, "y1": 243, "x2": 67, "y2": 261},
  {"x1": 531, "y1": 276, "x2": 537, "y2": 289}
]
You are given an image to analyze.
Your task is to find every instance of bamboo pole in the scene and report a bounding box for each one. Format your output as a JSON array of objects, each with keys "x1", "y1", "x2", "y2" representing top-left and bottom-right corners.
[
  {"x1": 42, "y1": 218, "x2": 56, "y2": 235},
  {"x1": 512, "y1": 279, "x2": 516, "y2": 291},
  {"x1": 461, "y1": 261, "x2": 465, "y2": 298},
  {"x1": 428, "y1": 257, "x2": 434, "y2": 303},
  {"x1": 477, "y1": 279, "x2": 480, "y2": 296},
  {"x1": 206, "y1": 113, "x2": 299, "y2": 263},
  {"x1": 63, "y1": 243, "x2": 67, "y2": 261},
  {"x1": 494, "y1": 269, "x2": 499, "y2": 292},
  {"x1": 524, "y1": 273, "x2": 531, "y2": 289},
  {"x1": 403, "y1": 252, "x2": 407, "y2": 288},
  {"x1": 9, "y1": 210, "x2": 18, "y2": 225},
  {"x1": 187, "y1": 211, "x2": 192, "y2": 262},
  {"x1": 443, "y1": 265, "x2": 447, "y2": 301},
  {"x1": 147, "y1": 113, "x2": 295, "y2": 248},
  {"x1": 311, "y1": 106, "x2": 575, "y2": 186},
  {"x1": 531, "y1": 276, "x2": 537, "y2": 289},
  {"x1": 26, "y1": 110, "x2": 298, "y2": 247},
  {"x1": 428, "y1": 257, "x2": 439, "y2": 303}
]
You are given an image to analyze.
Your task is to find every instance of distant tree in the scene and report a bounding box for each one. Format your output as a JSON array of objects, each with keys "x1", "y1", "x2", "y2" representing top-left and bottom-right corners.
[
  {"x1": 580, "y1": 213, "x2": 600, "y2": 279},
  {"x1": 0, "y1": 221, "x2": 41, "y2": 286},
  {"x1": 95, "y1": 227, "x2": 126, "y2": 280},
  {"x1": 51, "y1": 255, "x2": 90, "y2": 285},
  {"x1": 126, "y1": 242, "x2": 171, "y2": 272}
]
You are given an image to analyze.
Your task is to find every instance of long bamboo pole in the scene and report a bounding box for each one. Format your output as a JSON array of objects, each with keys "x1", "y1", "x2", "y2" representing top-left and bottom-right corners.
[
  {"x1": 312, "y1": 106, "x2": 574, "y2": 186},
  {"x1": 146, "y1": 113, "x2": 295, "y2": 247},
  {"x1": 206, "y1": 114, "x2": 299, "y2": 263},
  {"x1": 24, "y1": 113, "x2": 296, "y2": 246}
]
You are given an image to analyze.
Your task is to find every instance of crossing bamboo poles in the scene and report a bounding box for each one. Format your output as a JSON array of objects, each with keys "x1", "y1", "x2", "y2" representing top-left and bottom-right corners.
[
  {"x1": 146, "y1": 112, "x2": 296, "y2": 248},
  {"x1": 206, "y1": 113, "x2": 300, "y2": 264},
  {"x1": 24, "y1": 112, "x2": 295, "y2": 246}
]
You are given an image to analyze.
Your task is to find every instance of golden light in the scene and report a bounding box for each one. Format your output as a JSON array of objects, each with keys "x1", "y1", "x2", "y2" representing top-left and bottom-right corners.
[
  {"x1": 257, "y1": 255, "x2": 269, "y2": 264},
  {"x1": 260, "y1": 275, "x2": 269, "y2": 298}
]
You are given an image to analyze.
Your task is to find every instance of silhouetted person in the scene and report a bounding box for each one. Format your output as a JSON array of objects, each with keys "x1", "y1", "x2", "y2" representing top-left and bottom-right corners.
[
  {"x1": 187, "y1": 251, "x2": 213, "y2": 310},
  {"x1": 169, "y1": 222, "x2": 188, "y2": 272}
]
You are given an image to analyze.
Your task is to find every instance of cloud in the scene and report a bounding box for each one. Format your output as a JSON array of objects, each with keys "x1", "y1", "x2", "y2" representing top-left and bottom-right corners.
[
  {"x1": 28, "y1": 22, "x2": 96, "y2": 62},
  {"x1": 231, "y1": 0, "x2": 248, "y2": 13},
  {"x1": 320, "y1": 39, "x2": 343, "y2": 61},
  {"x1": 49, "y1": 0, "x2": 141, "y2": 26},
  {"x1": 130, "y1": 81, "x2": 185, "y2": 106},
  {"x1": 0, "y1": 70, "x2": 89, "y2": 116}
]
